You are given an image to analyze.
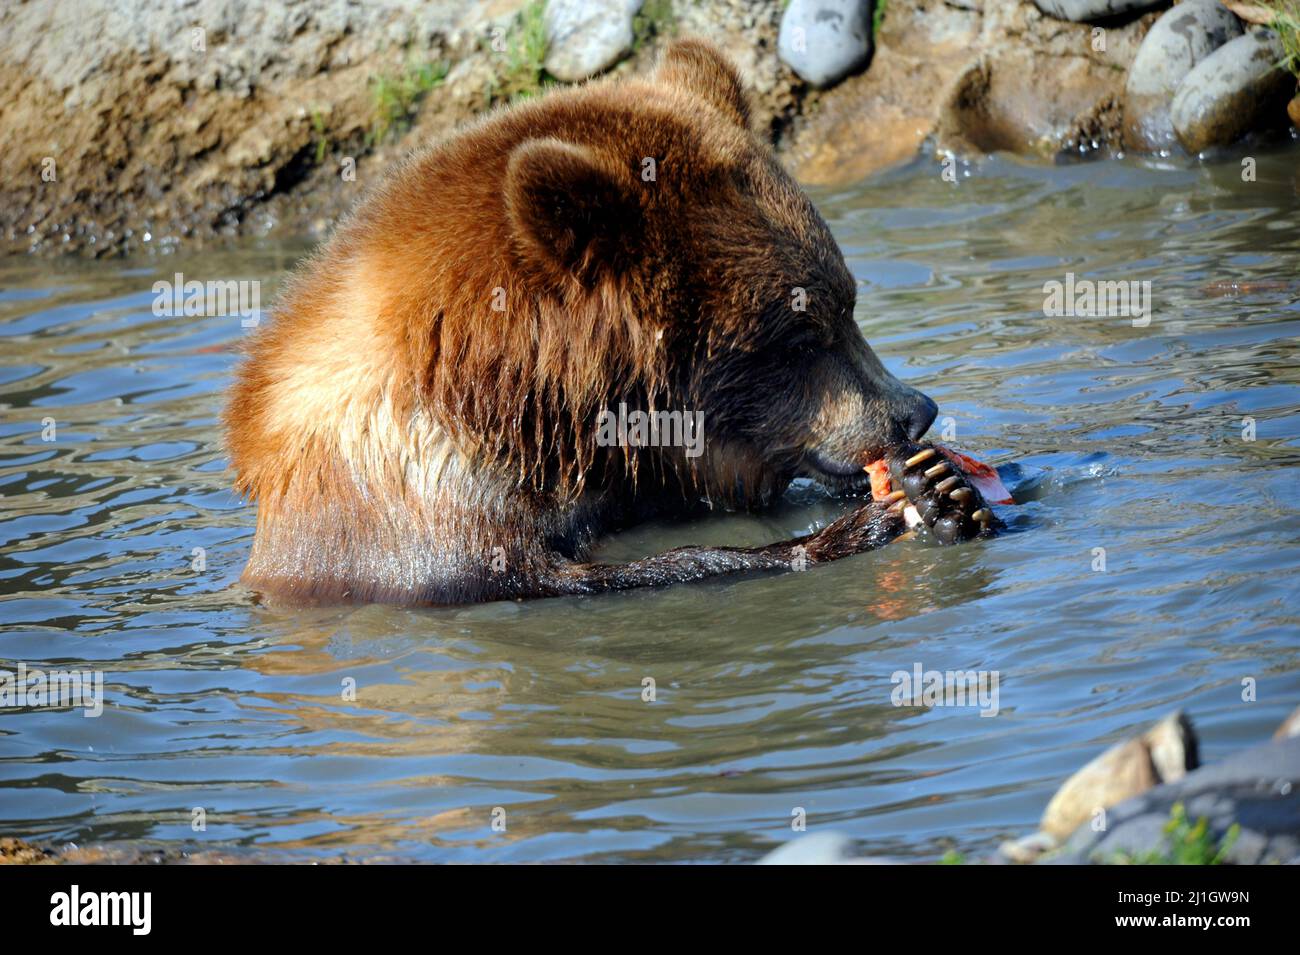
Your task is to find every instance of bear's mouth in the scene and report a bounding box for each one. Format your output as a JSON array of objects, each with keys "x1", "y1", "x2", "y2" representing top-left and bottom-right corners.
[{"x1": 800, "y1": 448, "x2": 875, "y2": 489}]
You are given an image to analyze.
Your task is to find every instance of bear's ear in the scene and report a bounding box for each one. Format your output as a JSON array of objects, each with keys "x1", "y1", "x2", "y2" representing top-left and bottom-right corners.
[
  {"x1": 654, "y1": 39, "x2": 750, "y2": 130},
  {"x1": 504, "y1": 138, "x2": 640, "y2": 280}
]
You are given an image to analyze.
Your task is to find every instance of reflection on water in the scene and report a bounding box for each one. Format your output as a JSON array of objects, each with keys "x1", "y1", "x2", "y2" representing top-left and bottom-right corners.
[{"x1": 1, "y1": 148, "x2": 1299, "y2": 862}]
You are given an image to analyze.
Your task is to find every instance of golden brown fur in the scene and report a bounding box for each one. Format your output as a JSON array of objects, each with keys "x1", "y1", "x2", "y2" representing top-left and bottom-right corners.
[{"x1": 224, "y1": 40, "x2": 939, "y2": 605}]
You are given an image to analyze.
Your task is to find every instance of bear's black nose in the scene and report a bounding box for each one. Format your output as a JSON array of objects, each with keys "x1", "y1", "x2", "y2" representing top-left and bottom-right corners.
[{"x1": 906, "y1": 394, "x2": 939, "y2": 441}]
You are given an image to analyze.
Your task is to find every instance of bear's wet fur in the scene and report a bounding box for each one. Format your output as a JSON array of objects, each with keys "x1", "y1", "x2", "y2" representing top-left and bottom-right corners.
[{"x1": 224, "y1": 39, "x2": 943, "y2": 605}]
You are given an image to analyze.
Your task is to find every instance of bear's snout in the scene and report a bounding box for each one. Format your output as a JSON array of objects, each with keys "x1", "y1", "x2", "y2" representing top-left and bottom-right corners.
[{"x1": 901, "y1": 391, "x2": 938, "y2": 442}]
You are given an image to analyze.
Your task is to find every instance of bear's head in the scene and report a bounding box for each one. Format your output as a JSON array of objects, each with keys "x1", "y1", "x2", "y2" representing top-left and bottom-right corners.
[{"x1": 453, "y1": 40, "x2": 936, "y2": 507}]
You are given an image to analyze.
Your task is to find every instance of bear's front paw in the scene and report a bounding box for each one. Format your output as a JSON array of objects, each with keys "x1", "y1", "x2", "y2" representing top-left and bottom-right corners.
[{"x1": 887, "y1": 446, "x2": 999, "y2": 545}]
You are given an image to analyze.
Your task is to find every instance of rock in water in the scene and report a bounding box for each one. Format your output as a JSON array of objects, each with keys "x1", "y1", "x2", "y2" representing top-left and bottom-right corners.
[
  {"x1": 1171, "y1": 29, "x2": 1296, "y2": 153},
  {"x1": 1275, "y1": 703, "x2": 1300, "y2": 740},
  {"x1": 757, "y1": 831, "x2": 898, "y2": 864},
  {"x1": 1047, "y1": 735, "x2": 1300, "y2": 864},
  {"x1": 1039, "y1": 711, "x2": 1198, "y2": 841},
  {"x1": 1041, "y1": 738, "x2": 1159, "y2": 840},
  {"x1": 1123, "y1": 0, "x2": 1242, "y2": 152},
  {"x1": 777, "y1": 0, "x2": 873, "y2": 89},
  {"x1": 1032, "y1": 0, "x2": 1165, "y2": 21},
  {"x1": 758, "y1": 832, "x2": 858, "y2": 864},
  {"x1": 998, "y1": 830, "x2": 1059, "y2": 864},
  {"x1": 543, "y1": 0, "x2": 643, "y2": 83}
]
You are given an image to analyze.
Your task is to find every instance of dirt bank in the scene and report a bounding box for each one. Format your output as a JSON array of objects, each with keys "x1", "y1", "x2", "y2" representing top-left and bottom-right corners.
[{"x1": 0, "y1": 0, "x2": 1177, "y2": 258}]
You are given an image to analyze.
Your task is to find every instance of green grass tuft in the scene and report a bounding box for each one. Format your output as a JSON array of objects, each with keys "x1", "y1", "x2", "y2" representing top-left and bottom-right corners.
[
  {"x1": 1262, "y1": 1, "x2": 1300, "y2": 80},
  {"x1": 1111, "y1": 802, "x2": 1240, "y2": 866},
  {"x1": 492, "y1": 0, "x2": 552, "y2": 103},
  {"x1": 368, "y1": 59, "x2": 449, "y2": 145},
  {"x1": 310, "y1": 108, "x2": 329, "y2": 164}
]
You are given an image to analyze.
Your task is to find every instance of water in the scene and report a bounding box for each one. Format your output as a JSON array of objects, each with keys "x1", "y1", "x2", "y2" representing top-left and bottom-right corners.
[{"x1": 2, "y1": 148, "x2": 1299, "y2": 863}]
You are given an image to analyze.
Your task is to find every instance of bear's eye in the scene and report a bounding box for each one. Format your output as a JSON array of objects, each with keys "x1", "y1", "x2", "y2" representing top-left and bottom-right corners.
[
  {"x1": 779, "y1": 335, "x2": 825, "y2": 365},
  {"x1": 790, "y1": 324, "x2": 835, "y2": 351}
]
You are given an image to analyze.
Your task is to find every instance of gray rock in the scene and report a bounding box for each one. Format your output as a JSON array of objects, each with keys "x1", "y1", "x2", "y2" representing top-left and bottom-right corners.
[
  {"x1": 1171, "y1": 29, "x2": 1296, "y2": 153},
  {"x1": 757, "y1": 832, "x2": 899, "y2": 864},
  {"x1": 543, "y1": 0, "x2": 643, "y2": 83},
  {"x1": 998, "y1": 830, "x2": 1059, "y2": 864},
  {"x1": 1032, "y1": 0, "x2": 1165, "y2": 21},
  {"x1": 1046, "y1": 735, "x2": 1300, "y2": 864},
  {"x1": 777, "y1": 0, "x2": 873, "y2": 89},
  {"x1": 1123, "y1": 0, "x2": 1242, "y2": 152},
  {"x1": 758, "y1": 831, "x2": 859, "y2": 864}
]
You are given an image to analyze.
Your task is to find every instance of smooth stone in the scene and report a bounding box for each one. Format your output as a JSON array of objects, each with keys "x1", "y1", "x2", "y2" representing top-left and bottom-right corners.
[
  {"x1": 757, "y1": 832, "x2": 899, "y2": 864},
  {"x1": 998, "y1": 830, "x2": 1059, "y2": 864},
  {"x1": 1040, "y1": 711, "x2": 1197, "y2": 840},
  {"x1": 1042, "y1": 738, "x2": 1158, "y2": 840},
  {"x1": 1032, "y1": 0, "x2": 1165, "y2": 22},
  {"x1": 1171, "y1": 29, "x2": 1296, "y2": 153},
  {"x1": 1275, "y1": 702, "x2": 1300, "y2": 740},
  {"x1": 1123, "y1": 0, "x2": 1242, "y2": 152},
  {"x1": 1046, "y1": 735, "x2": 1300, "y2": 864},
  {"x1": 777, "y1": 0, "x2": 873, "y2": 89},
  {"x1": 543, "y1": 0, "x2": 643, "y2": 83},
  {"x1": 758, "y1": 831, "x2": 858, "y2": 864}
]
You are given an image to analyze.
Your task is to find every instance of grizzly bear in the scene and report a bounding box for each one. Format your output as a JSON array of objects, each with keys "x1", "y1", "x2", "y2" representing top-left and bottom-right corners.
[{"x1": 224, "y1": 39, "x2": 993, "y2": 606}]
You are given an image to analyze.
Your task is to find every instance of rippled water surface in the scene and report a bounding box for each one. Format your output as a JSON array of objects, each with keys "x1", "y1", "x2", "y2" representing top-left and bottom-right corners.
[{"x1": 2, "y1": 148, "x2": 1299, "y2": 863}]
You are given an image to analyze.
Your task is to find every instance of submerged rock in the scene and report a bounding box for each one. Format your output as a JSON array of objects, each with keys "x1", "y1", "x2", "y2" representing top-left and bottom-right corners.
[
  {"x1": 1032, "y1": 0, "x2": 1164, "y2": 22},
  {"x1": 1170, "y1": 29, "x2": 1296, "y2": 153},
  {"x1": 1047, "y1": 735, "x2": 1300, "y2": 864},
  {"x1": 1039, "y1": 711, "x2": 1197, "y2": 841},
  {"x1": 777, "y1": 0, "x2": 873, "y2": 89},
  {"x1": 543, "y1": 0, "x2": 643, "y2": 83},
  {"x1": 1123, "y1": 0, "x2": 1242, "y2": 152}
]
